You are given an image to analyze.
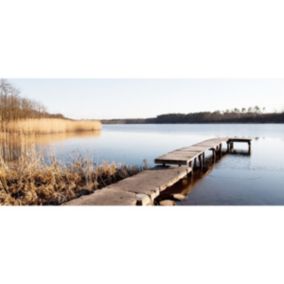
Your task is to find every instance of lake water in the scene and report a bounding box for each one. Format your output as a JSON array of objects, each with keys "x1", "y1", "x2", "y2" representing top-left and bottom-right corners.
[{"x1": 4, "y1": 124, "x2": 284, "y2": 205}]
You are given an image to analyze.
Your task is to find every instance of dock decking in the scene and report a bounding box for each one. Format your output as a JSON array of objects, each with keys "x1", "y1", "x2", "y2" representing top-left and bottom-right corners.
[
  {"x1": 65, "y1": 137, "x2": 251, "y2": 206},
  {"x1": 65, "y1": 166, "x2": 192, "y2": 206},
  {"x1": 155, "y1": 137, "x2": 251, "y2": 167}
]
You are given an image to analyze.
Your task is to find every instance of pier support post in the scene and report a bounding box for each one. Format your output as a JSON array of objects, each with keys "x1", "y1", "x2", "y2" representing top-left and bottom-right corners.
[
  {"x1": 227, "y1": 141, "x2": 234, "y2": 153},
  {"x1": 198, "y1": 154, "x2": 203, "y2": 170},
  {"x1": 210, "y1": 148, "x2": 216, "y2": 163},
  {"x1": 193, "y1": 158, "x2": 197, "y2": 170},
  {"x1": 188, "y1": 171, "x2": 193, "y2": 183},
  {"x1": 230, "y1": 142, "x2": 234, "y2": 152},
  {"x1": 219, "y1": 143, "x2": 222, "y2": 157}
]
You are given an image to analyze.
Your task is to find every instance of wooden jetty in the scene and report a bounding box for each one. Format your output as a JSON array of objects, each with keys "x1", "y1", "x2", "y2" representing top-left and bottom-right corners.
[
  {"x1": 155, "y1": 137, "x2": 251, "y2": 168},
  {"x1": 65, "y1": 137, "x2": 251, "y2": 206},
  {"x1": 65, "y1": 167, "x2": 191, "y2": 206}
]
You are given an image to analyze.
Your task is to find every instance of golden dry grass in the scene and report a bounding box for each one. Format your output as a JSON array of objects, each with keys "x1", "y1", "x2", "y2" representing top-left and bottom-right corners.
[
  {"x1": 5, "y1": 118, "x2": 102, "y2": 134},
  {"x1": 0, "y1": 149, "x2": 141, "y2": 206}
]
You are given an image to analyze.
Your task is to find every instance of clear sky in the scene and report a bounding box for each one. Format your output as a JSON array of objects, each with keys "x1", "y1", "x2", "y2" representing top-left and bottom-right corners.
[{"x1": 8, "y1": 79, "x2": 284, "y2": 119}]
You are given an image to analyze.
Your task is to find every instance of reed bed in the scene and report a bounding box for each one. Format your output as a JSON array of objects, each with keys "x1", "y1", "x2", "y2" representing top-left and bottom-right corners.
[
  {"x1": 4, "y1": 118, "x2": 102, "y2": 134},
  {"x1": 0, "y1": 149, "x2": 141, "y2": 206}
]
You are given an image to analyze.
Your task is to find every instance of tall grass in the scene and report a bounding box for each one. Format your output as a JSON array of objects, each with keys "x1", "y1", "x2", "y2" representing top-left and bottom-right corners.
[
  {"x1": 4, "y1": 118, "x2": 102, "y2": 134},
  {"x1": 0, "y1": 148, "x2": 141, "y2": 205}
]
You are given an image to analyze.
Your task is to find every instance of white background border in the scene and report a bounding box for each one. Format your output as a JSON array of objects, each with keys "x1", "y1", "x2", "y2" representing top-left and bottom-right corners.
[{"x1": 1, "y1": 0, "x2": 284, "y2": 283}]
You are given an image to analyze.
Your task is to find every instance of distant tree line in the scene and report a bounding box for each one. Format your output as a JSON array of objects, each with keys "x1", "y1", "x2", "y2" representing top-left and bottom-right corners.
[
  {"x1": 102, "y1": 107, "x2": 284, "y2": 124},
  {"x1": 0, "y1": 80, "x2": 65, "y2": 129}
]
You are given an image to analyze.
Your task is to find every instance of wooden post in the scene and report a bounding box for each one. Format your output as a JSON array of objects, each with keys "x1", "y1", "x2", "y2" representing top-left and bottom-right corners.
[
  {"x1": 248, "y1": 141, "x2": 251, "y2": 154},
  {"x1": 193, "y1": 158, "x2": 197, "y2": 170},
  {"x1": 210, "y1": 148, "x2": 216, "y2": 163},
  {"x1": 188, "y1": 171, "x2": 193, "y2": 183},
  {"x1": 227, "y1": 142, "x2": 234, "y2": 153},
  {"x1": 198, "y1": 154, "x2": 203, "y2": 170}
]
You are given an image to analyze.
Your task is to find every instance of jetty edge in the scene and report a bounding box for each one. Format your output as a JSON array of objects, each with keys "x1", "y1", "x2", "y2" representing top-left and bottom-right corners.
[{"x1": 64, "y1": 137, "x2": 251, "y2": 206}]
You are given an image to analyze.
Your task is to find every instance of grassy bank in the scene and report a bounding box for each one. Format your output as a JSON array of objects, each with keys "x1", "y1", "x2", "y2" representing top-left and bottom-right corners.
[
  {"x1": 0, "y1": 149, "x2": 141, "y2": 205},
  {"x1": 3, "y1": 118, "x2": 102, "y2": 134}
]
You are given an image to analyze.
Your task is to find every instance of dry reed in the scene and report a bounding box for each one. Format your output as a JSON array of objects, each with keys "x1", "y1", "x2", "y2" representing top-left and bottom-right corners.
[
  {"x1": 5, "y1": 118, "x2": 102, "y2": 134},
  {"x1": 0, "y1": 149, "x2": 141, "y2": 205}
]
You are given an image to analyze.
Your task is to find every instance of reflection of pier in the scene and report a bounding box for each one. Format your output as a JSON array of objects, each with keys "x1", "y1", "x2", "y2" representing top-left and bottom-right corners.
[{"x1": 65, "y1": 137, "x2": 252, "y2": 206}]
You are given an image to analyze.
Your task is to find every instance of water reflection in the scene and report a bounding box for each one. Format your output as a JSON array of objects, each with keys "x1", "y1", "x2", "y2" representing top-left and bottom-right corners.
[{"x1": 0, "y1": 131, "x2": 101, "y2": 161}]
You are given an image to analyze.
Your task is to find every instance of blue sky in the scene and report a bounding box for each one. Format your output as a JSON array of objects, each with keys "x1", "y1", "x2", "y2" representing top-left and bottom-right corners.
[{"x1": 9, "y1": 79, "x2": 284, "y2": 119}]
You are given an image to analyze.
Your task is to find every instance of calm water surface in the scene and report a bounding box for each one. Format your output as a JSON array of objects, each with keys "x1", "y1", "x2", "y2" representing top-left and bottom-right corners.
[{"x1": 34, "y1": 124, "x2": 284, "y2": 205}]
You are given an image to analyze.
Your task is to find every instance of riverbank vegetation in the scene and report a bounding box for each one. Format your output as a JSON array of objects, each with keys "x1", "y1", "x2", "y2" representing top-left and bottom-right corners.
[
  {"x1": 102, "y1": 107, "x2": 284, "y2": 124},
  {"x1": 0, "y1": 79, "x2": 101, "y2": 134},
  {"x1": 0, "y1": 149, "x2": 141, "y2": 205},
  {"x1": 5, "y1": 118, "x2": 101, "y2": 134},
  {"x1": 0, "y1": 79, "x2": 115, "y2": 205}
]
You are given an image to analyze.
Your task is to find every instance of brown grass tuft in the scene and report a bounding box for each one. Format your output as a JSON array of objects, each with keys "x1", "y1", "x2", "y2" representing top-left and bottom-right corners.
[{"x1": 0, "y1": 149, "x2": 141, "y2": 206}]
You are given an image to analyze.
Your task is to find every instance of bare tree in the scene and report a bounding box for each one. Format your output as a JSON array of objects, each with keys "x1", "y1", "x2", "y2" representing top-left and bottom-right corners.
[{"x1": 0, "y1": 79, "x2": 61, "y2": 131}]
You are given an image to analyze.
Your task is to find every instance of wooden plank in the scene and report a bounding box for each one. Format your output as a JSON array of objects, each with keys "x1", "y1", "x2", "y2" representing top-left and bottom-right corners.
[
  {"x1": 112, "y1": 167, "x2": 191, "y2": 199},
  {"x1": 196, "y1": 138, "x2": 224, "y2": 143},
  {"x1": 180, "y1": 146, "x2": 212, "y2": 152},
  {"x1": 155, "y1": 152, "x2": 199, "y2": 165},
  {"x1": 158, "y1": 151, "x2": 200, "y2": 158},
  {"x1": 228, "y1": 138, "x2": 251, "y2": 143},
  {"x1": 154, "y1": 158, "x2": 189, "y2": 166},
  {"x1": 175, "y1": 150, "x2": 203, "y2": 155},
  {"x1": 65, "y1": 188, "x2": 138, "y2": 206},
  {"x1": 195, "y1": 140, "x2": 222, "y2": 144},
  {"x1": 177, "y1": 146, "x2": 208, "y2": 152}
]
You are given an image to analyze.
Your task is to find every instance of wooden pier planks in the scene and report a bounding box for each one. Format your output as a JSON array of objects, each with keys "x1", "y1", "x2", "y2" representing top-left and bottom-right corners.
[
  {"x1": 154, "y1": 137, "x2": 251, "y2": 166},
  {"x1": 65, "y1": 137, "x2": 252, "y2": 206},
  {"x1": 65, "y1": 166, "x2": 192, "y2": 206},
  {"x1": 154, "y1": 152, "x2": 200, "y2": 166},
  {"x1": 155, "y1": 139, "x2": 223, "y2": 166},
  {"x1": 65, "y1": 188, "x2": 138, "y2": 206}
]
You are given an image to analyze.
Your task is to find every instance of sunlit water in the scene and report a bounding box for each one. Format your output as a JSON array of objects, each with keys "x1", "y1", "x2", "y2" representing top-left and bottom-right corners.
[{"x1": 2, "y1": 124, "x2": 284, "y2": 205}]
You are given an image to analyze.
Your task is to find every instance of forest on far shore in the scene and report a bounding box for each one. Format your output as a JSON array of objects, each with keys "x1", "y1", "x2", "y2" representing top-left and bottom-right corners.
[{"x1": 102, "y1": 107, "x2": 284, "y2": 124}]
